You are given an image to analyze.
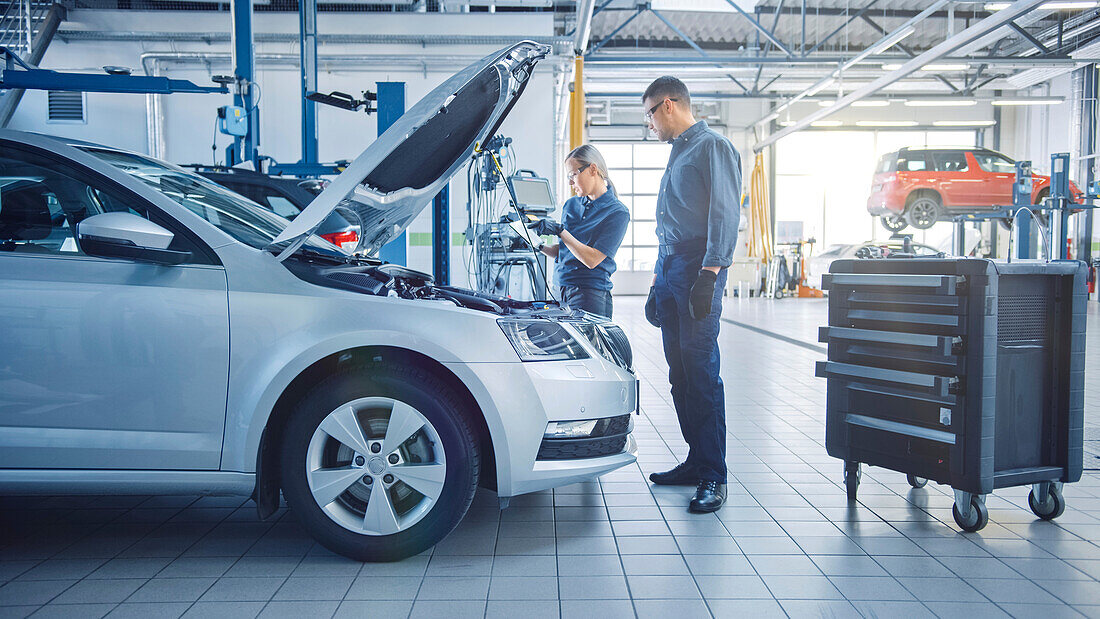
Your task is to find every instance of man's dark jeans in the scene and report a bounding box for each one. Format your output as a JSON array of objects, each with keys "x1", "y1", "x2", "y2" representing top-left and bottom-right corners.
[
  {"x1": 560, "y1": 286, "x2": 613, "y2": 318},
  {"x1": 653, "y1": 251, "x2": 728, "y2": 483}
]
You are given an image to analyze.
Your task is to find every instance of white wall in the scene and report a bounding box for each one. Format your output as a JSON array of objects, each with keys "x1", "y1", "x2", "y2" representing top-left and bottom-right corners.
[
  {"x1": 9, "y1": 10, "x2": 560, "y2": 286},
  {"x1": 1009, "y1": 75, "x2": 1075, "y2": 170}
]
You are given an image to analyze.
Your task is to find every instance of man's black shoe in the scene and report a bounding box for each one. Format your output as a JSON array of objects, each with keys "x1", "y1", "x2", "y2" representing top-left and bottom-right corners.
[
  {"x1": 688, "y1": 480, "x2": 726, "y2": 513},
  {"x1": 649, "y1": 462, "x2": 697, "y2": 486}
]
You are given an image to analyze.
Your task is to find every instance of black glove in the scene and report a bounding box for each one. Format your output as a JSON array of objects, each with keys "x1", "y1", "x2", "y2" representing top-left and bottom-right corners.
[
  {"x1": 689, "y1": 269, "x2": 718, "y2": 320},
  {"x1": 526, "y1": 217, "x2": 564, "y2": 237},
  {"x1": 644, "y1": 286, "x2": 661, "y2": 328}
]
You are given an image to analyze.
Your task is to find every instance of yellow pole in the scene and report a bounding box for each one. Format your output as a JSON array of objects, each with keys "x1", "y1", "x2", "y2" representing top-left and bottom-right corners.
[{"x1": 569, "y1": 55, "x2": 585, "y2": 150}]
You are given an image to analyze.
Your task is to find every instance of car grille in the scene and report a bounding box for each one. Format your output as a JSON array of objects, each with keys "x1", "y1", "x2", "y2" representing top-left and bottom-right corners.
[{"x1": 537, "y1": 414, "x2": 632, "y2": 460}]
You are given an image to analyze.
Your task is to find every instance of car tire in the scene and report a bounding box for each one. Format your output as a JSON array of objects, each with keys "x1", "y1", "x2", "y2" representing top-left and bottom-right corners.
[
  {"x1": 280, "y1": 361, "x2": 480, "y2": 562},
  {"x1": 905, "y1": 195, "x2": 941, "y2": 230},
  {"x1": 880, "y1": 214, "x2": 908, "y2": 233}
]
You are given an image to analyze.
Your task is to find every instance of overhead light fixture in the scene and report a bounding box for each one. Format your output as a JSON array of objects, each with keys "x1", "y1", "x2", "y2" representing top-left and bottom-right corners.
[
  {"x1": 866, "y1": 25, "x2": 917, "y2": 55},
  {"x1": 987, "y1": 1, "x2": 1098, "y2": 8},
  {"x1": 905, "y1": 99, "x2": 979, "y2": 107},
  {"x1": 856, "y1": 120, "x2": 920, "y2": 127},
  {"x1": 818, "y1": 101, "x2": 836, "y2": 107},
  {"x1": 882, "y1": 63, "x2": 904, "y2": 71},
  {"x1": 921, "y1": 63, "x2": 970, "y2": 71},
  {"x1": 811, "y1": 121, "x2": 844, "y2": 127},
  {"x1": 992, "y1": 97, "x2": 1065, "y2": 105},
  {"x1": 934, "y1": 120, "x2": 997, "y2": 126},
  {"x1": 853, "y1": 100, "x2": 891, "y2": 107}
]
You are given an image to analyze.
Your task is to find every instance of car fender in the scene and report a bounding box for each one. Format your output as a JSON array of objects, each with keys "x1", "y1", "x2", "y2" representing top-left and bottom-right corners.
[
  {"x1": 222, "y1": 325, "x2": 514, "y2": 477},
  {"x1": 904, "y1": 184, "x2": 944, "y2": 207}
]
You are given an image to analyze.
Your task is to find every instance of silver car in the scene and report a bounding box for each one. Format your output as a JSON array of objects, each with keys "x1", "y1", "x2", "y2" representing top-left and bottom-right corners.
[{"x1": 0, "y1": 41, "x2": 637, "y2": 561}]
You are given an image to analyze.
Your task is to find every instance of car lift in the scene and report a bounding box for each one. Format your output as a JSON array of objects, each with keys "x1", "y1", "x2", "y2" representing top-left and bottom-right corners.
[
  {"x1": 2, "y1": 0, "x2": 451, "y2": 283},
  {"x1": 951, "y1": 153, "x2": 1097, "y2": 268},
  {"x1": 0, "y1": 46, "x2": 228, "y2": 96}
]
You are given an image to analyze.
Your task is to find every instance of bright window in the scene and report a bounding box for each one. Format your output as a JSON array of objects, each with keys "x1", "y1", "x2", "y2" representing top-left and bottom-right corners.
[
  {"x1": 594, "y1": 141, "x2": 672, "y2": 272},
  {"x1": 775, "y1": 130, "x2": 976, "y2": 250}
]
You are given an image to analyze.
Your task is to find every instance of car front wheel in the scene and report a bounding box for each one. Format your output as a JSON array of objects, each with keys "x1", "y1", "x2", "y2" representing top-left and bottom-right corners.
[
  {"x1": 280, "y1": 361, "x2": 480, "y2": 561},
  {"x1": 906, "y1": 196, "x2": 941, "y2": 229}
]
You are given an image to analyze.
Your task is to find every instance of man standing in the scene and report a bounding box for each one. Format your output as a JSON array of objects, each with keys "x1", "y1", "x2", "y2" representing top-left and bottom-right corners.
[{"x1": 642, "y1": 76, "x2": 741, "y2": 513}]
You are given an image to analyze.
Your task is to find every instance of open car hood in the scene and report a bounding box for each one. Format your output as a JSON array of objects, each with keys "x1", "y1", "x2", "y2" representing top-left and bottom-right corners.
[{"x1": 271, "y1": 41, "x2": 551, "y2": 257}]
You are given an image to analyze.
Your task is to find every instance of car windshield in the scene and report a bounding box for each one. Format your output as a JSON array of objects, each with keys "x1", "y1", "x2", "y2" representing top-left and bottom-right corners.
[{"x1": 81, "y1": 148, "x2": 347, "y2": 257}]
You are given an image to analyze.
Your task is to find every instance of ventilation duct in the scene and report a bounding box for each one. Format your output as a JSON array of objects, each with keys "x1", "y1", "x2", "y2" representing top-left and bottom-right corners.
[{"x1": 47, "y1": 90, "x2": 84, "y2": 122}]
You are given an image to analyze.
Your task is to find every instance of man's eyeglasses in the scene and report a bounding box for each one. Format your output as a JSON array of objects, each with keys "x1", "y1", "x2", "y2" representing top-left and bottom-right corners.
[
  {"x1": 567, "y1": 163, "x2": 591, "y2": 182},
  {"x1": 644, "y1": 98, "x2": 678, "y2": 122}
]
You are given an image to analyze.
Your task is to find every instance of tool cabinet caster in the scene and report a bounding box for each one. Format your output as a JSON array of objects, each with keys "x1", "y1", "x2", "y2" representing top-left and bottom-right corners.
[
  {"x1": 1028, "y1": 482, "x2": 1065, "y2": 521},
  {"x1": 906, "y1": 474, "x2": 927, "y2": 489},
  {"x1": 952, "y1": 491, "x2": 988, "y2": 533},
  {"x1": 844, "y1": 461, "x2": 861, "y2": 502}
]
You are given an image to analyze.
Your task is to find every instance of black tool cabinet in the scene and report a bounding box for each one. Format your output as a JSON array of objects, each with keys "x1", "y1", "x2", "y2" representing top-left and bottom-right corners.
[{"x1": 815, "y1": 258, "x2": 1086, "y2": 532}]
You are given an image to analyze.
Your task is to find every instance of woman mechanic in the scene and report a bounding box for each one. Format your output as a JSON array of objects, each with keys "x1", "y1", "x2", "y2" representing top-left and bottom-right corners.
[{"x1": 527, "y1": 144, "x2": 629, "y2": 319}]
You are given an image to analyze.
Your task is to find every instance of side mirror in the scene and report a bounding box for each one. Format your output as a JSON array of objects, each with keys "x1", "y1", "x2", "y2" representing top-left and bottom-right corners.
[{"x1": 76, "y1": 212, "x2": 192, "y2": 266}]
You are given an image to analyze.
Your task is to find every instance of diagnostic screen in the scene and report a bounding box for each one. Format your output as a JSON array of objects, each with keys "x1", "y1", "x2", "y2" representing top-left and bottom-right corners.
[{"x1": 510, "y1": 177, "x2": 555, "y2": 210}]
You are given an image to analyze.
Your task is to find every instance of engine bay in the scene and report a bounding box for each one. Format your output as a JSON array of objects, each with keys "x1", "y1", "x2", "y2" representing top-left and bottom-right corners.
[{"x1": 284, "y1": 258, "x2": 570, "y2": 318}]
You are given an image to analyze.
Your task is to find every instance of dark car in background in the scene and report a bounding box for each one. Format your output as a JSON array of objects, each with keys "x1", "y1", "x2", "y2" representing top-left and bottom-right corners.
[{"x1": 189, "y1": 167, "x2": 361, "y2": 251}]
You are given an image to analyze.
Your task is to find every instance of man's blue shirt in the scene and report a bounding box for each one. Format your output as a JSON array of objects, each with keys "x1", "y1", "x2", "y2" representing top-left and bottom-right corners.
[
  {"x1": 555, "y1": 187, "x2": 629, "y2": 291},
  {"x1": 655, "y1": 120, "x2": 742, "y2": 269}
]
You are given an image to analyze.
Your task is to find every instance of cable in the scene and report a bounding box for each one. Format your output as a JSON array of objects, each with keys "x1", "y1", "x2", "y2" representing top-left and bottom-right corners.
[
  {"x1": 211, "y1": 116, "x2": 219, "y2": 165},
  {"x1": 488, "y1": 149, "x2": 556, "y2": 303},
  {"x1": 246, "y1": 82, "x2": 262, "y2": 115}
]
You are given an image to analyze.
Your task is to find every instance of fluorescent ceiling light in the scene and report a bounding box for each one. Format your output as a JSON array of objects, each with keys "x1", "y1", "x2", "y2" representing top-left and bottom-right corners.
[
  {"x1": 933, "y1": 120, "x2": 997, "y2": 126},
  {"x1": 881, "y1": 63, "x2": 904, "y2": 71},
  {"x1": 992, "y1": 97, "x2": 1065, "y2": 105},
  {"x1": 905, "y1": 99, "x2": 979, "y2": 107},
  {"x1": 821, "y1": 99, "x2": 891, "y2": 107},
  {"x1": 987, "y1": 1, "x2": 1098, "y2": 8},
  {"x1": 856, "y1": 120, "x2": 920, "y2": 127},
  {"x1": 921, "y1": 63, "x2": 970, "y2": 71},
  {"x1": 780, "y1": 120, "x2": 844, "y2": 127}
]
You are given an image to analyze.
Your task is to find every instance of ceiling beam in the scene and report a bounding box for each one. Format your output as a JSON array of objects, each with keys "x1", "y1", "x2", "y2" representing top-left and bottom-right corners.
[
  {"x1": 574, "y1": 0, "x2": 597, "y2": 54},
  {"x1": 722, "y1": 0, "x2": 794, "y2": 56},
  {"x1": 584, "y1": 54, "x2": 1076, "y2": 67},
  {"x1": 753, "y1": 0, "x2": 950, "y2": 128},
  {"x1": 752, "y1": 0, "x2": 1048, "y2": 153}
]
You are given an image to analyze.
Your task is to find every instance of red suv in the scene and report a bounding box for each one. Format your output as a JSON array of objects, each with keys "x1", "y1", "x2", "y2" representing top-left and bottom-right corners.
[{"x1": 866, "y1": 147, "x2": 1082, "y2": 231}]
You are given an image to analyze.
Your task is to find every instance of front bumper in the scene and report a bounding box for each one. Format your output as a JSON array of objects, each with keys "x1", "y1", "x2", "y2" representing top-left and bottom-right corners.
[{"x1": 445, "y1": 353, "x2": 638, "y2": 498}]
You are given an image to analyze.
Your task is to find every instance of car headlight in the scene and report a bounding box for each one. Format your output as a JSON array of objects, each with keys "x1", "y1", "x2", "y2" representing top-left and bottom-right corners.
[
  {"x1": 572, "y1": 321, "x2": 633, "y2": 371},
  {"x1": 498, "y1": 319, "x2": 589, "y2": 362}
]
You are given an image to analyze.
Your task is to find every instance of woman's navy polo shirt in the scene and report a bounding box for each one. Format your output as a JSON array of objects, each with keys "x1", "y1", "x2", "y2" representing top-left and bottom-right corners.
[{"x1": 554, "y1": 187, "x2": 630, "y2": 291}]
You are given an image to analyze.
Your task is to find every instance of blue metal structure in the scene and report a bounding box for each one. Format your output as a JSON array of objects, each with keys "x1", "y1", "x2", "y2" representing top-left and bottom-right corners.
[
  {"x1": 376, "y1": 81, "x2": 406, "y2": 266},
  {"x1": 1014, "y1": 160, "x2": 1034, "y2": 259},
  {"x1": 299, "y1": 0, "x2": 319, "y2": 167},
  {"x1": 0, "y1": 46, "x2": 227, "y2": 95},
  {"x1": 1050, "y1": 152, "x2": 1071, "y2": 258},
  {"x1": 228, "y1": 0, "x2": 259, "y2": 168}
]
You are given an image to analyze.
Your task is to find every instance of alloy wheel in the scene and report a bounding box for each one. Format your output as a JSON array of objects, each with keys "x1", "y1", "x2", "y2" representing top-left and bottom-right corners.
[{"x1": 305, "y1": 397, "x2": 446, "y2": 536}]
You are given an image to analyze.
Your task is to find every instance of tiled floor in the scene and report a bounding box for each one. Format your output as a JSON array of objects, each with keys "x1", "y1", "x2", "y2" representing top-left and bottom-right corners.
[{"x1": 2, "y1": 297, "x2": 1098, "y2": 619}]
